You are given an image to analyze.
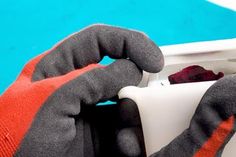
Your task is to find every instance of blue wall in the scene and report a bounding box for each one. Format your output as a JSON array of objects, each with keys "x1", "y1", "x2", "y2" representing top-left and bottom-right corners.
[{"x1": 1, "y1": 0, "x2": 236, "y2": 94}]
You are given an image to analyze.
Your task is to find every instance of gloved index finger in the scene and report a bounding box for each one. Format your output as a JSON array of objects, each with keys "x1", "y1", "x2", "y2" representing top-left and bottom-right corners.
[{"x1": 32, "y1": 24, "x2": 164, "y2": 82}]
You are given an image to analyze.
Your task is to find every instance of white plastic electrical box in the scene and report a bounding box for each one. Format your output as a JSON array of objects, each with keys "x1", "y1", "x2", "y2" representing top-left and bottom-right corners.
[{"x1": 119, "y1": 38, "x2": 236, "y2": 156}]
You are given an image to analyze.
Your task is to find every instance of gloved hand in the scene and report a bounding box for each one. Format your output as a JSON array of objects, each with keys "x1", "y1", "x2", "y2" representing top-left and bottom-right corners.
[
  {"x1": 150, "y1": 75, "x2": 236, "y2": 157},
  {"x1": 0, "y1": 24, "x2": 164, "y2": 157}
]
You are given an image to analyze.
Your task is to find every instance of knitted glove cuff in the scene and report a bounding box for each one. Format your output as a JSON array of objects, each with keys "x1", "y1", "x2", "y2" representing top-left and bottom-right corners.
[{"x1": 0, "y1": 119, "x2": 17, "y2": 157}]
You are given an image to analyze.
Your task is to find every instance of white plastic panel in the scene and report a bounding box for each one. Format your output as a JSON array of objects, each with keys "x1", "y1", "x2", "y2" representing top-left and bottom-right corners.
[{"x1": 120, "y1": 38, "x2": 236, "y2": 156}]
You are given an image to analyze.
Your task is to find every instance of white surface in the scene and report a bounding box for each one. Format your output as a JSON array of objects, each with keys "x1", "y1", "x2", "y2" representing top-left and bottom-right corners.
[
  {"x1": 119, "y1": 82, "x2": 236, "y2": 156},
  {"x1": 148, "y1": 38, "x2": 236, "y2": 87},
  {"x1": 208, "y1": 0, "x2": 236, "y2": 11},
  {"x1": 160, "y1": 38, "x2": 236, "y2": 56},
  {"x1": 120, "y1": 39, "x2": 236, "y2": 156},
  {"x1": 159, "y1": 38, "x2": 236, "y2": 66}
]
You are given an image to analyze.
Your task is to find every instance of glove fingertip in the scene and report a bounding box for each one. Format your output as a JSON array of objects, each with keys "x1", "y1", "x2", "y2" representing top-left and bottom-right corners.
[{"x1": 107, "y1": 59, "x2": 143, "y2": 87}]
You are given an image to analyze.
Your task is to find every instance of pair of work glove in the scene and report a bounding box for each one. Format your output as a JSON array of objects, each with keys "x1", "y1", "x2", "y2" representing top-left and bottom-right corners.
[{"x1": 0, "y1": 24, "x2": 235, "y2": 157}]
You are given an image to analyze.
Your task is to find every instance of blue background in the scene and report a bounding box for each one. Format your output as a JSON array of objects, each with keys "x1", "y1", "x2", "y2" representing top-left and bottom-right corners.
[{"x1": 1, "y1": 0, "x2": 236, "y2": 94}]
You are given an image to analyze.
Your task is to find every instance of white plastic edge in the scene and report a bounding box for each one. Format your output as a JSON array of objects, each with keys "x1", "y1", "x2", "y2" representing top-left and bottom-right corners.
[{"x1": 160, "y1": 38, "x2": 236, "y2": 56}]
